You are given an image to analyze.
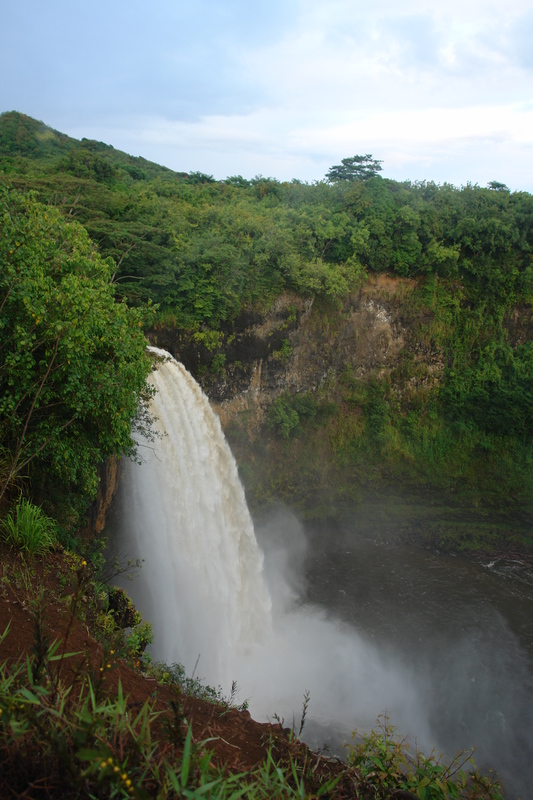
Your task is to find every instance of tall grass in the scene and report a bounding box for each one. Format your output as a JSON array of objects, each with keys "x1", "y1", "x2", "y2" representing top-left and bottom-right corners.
[
  {"x1": 1, "y1": 496, "x2": 57, "y2": 555},
  {"x1": 0, "y1": 635, "x2": 339, "y2": 798}
]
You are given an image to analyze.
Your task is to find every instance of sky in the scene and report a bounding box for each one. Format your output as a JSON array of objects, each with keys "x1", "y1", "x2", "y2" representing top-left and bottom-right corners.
[{"x1": 2, "y1": 0, "x2": 533, "y2": 190}]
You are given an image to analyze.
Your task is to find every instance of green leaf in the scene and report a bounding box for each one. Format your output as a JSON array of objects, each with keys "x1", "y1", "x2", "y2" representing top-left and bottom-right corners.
[
  {"x1": 180, "y1": 723, "x2": 193, "y2": 788},
  {"x1": 17, "y1": 688, "x2": 41, "y2": 704}
]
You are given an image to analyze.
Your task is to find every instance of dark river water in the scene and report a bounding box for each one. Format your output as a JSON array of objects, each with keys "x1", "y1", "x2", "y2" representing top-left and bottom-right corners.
[{"x1": 299, "y1": 519, "x2": 533, "y2": 799}]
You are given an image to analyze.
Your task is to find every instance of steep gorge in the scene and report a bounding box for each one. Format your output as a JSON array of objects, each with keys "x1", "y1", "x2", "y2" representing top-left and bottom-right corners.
[
  {"x1": 151, "y1": 275, "x2": 423, "y2": 410},
  {"x1": 148, "y1": 275, "x2": 533, "y2": 555}
]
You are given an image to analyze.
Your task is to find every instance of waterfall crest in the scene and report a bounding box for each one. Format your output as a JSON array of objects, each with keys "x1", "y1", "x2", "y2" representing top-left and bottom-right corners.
[{"x1": 116, "y1": 348, "x2": 271, "y2": 685}]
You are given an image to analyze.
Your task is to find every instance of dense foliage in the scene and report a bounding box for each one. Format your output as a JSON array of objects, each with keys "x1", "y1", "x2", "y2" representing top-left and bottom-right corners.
[
  {"x1": 0, "y1": 182, "x2": 154, "y2": 527},
  {"x1": 1, "y1": 110, "x2": 533, "y2": 539},
  {"x1": 347, "y1": 715, "x2": 503, "y2": 800},
  {"x1": 2, "y1": 113, "x2": 531, "y2": 324},
  {"x1": 2, "y1": 113, "x2": 532, "y2": 323}
]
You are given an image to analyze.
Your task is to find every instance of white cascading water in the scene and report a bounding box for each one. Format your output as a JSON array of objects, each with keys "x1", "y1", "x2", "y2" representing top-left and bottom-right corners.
[
  {"x1": 116, "y1": 347, "x2": 272, "y2": 687},
  {"x1": 114, "y1": 347, "x2": 434, "y2": 745}
]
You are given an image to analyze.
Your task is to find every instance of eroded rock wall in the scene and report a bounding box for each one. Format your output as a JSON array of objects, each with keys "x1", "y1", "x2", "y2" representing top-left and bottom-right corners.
[
  {"x1": 149, "y1": 274, "x2": 443, "y2": 431},
  {"x1": 147, "y1": 276, "x2": 533, "y2": 551}
]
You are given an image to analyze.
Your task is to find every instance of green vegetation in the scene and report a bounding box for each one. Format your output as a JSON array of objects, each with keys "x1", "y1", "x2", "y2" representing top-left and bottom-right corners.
[
  {"x1": 1, "y1": 496, "x2": 57, "y2": 555},
  {"x1": 2, "y1": 112, "x2": 532, "y2": 328},
  {"x1": 1, "y1": 109, "x2": 532, "y2": 543},
  {"x1": 326, "y1": 154, "x2": 383, "y2": 182},
  {"x1": 347, "y1": 716, "x2": 503, "y2": 799},
  {"x1": 0, "y1": 182, "x2": 154, "y2": 529},
  {"x1": 268, "y1": 392, "x2": 334, "y2": 440},
  {"x1": 0, "y1": 579, "x2": 321, "y2": 799},
  {"x1": 0, "y1": 565, "x2": 503, "y2": 799},
  {"x1": 0, "y1": 650, "x2": 329, "y2": 800}
]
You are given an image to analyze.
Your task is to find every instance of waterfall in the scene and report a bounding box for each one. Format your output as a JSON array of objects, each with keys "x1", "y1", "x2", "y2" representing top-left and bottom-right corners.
[
  {"x1": 113, "y1": 347, "x2": 432, "y2": 747},
  {"x1": 115, "y1": 347, "x2": 272, "y2": 686},
  {"x1": 110, "y1": 352, "x2": 533, "y2": 794}
]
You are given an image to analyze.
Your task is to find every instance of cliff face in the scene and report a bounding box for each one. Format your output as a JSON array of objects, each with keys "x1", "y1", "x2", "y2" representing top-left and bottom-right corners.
[
  {"x1": 148, "y1": 276, "x2": 532, "y2": 553},
  {"x1": 150, "y1": 274, "x2": 441, "y2": 431}
]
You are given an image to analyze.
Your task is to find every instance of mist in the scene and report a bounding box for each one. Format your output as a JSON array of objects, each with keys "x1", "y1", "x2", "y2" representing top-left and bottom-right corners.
[
  {"x1": 234, "y1": 506, "x2": 433, "y2": 749},
  {"x1": 109, "y1": 352, "x2": 533, "y2": 797}
]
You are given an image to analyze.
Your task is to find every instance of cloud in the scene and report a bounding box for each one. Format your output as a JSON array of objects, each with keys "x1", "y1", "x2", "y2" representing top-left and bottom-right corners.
[
  {"x1": 507, "y1": 8, "x2": 533, "y2": 68},
  {"x1": 244, "y1": 1, "x2": 533, "y2": 114},
  {"x1": 67, "y1": 99, "x2": 532, "y2": 192},
  {"x1": 1, "y1": 0, "x2": 298, "y2": 122},
  {"x1": 2, "y1": 0, "x2": 533, "y2": 190}
]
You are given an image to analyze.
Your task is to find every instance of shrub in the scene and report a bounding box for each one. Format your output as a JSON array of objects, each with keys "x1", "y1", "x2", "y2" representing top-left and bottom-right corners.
[
  {"x1": 267, "y1": 392, "x2": 319, "y2": 439},
  {"x1": 210, "y1": 352, "x2": 226, "y2": 376},
  {"x1": 346, "y1": 715, "x2": 503, "y2": 799},
  {"x1": 125, "y1": 620, "x2": 153, "y2": 658},
  {"x1": 268, "y1": 394, "x2": 300, "y2": 439}
]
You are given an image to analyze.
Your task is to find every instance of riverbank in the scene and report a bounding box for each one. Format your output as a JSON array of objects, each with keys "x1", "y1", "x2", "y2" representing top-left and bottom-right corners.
[
  {"x1": 0, "y1": 541, "x2": 350, "y2": 796},
  {"x1": 0, "y1": 536, "x2": 508, "y2": 799}
]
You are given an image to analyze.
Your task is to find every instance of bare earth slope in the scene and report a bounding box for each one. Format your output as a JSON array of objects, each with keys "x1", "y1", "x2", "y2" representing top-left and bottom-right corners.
[{"x1": 0, "y1": 544, "x2": 355, "y2": 798}]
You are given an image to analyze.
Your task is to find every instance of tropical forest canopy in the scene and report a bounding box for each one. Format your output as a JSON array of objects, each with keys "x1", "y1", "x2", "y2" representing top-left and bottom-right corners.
[{"x1": 1, "y1": 111, "x2": 532, "y2": 543}]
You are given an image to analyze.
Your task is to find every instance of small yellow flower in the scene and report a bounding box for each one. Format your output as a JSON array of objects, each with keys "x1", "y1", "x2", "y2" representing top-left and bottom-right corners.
[
  {"x1": 125, "y1": 779, "x2": 132, "y2": 788},
  {"x1": 100, "y1": 761, "x2": 107, "y2": 769},
  {"x1": 122, "y1": 773, "x2": 128, "y2": 781},
  {"x1": 81, "y1": 560, "x2": 87, "y2": 566},
  {"x1": 107, "y1": 757, "x2": 113, "y2": 765}
]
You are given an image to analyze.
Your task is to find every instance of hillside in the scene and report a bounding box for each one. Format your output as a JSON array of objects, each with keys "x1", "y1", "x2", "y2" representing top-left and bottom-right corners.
[
  {"x1": 1, "y1": 536, "x2": 509, "y2": 799},
  {"x1": 0, "y1": 111, "x2": 523, "y2": 797},
  {"x1": 2, "y1": 110, "x2": 533, "y2": 552},
  {"x1": 0, "y1": 541, "x2": 350, "y2": 797}
]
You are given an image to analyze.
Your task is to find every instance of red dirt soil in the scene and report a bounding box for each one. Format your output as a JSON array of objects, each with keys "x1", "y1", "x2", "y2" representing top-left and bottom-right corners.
[{"x1": 0, "y1": 545, "x2": 359, "y2": 798}]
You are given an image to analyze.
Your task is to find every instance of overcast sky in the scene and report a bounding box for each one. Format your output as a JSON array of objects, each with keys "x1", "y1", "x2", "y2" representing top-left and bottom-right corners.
[{"x1": 2, "y1": 0, "x2": 533, "y2": 190}]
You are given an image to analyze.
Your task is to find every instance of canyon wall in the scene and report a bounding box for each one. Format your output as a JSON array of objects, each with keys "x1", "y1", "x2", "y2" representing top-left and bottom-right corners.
[
  {"x1": 149, "y1": 275, "x2": 441, "y2": 431},
  {"x1": 147, "y1": 275, "x2": 533, "y2": 554}
]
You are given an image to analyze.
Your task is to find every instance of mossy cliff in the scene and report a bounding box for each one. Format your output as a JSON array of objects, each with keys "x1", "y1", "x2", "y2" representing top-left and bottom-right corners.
[{"x1": 149, "y1": 275, "x2": 533, "y2": 556}]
